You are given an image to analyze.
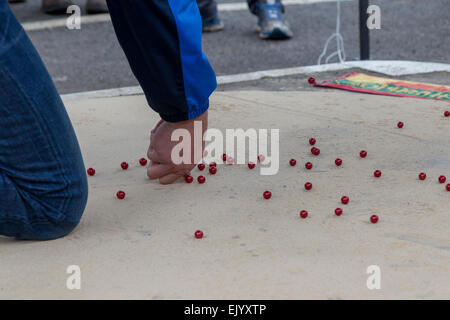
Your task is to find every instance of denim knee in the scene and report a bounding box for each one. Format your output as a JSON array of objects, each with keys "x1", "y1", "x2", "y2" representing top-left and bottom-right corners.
[
  {"x1": 0, "y1": 171, "x2": 88, "y2": 241},
  {"x1": 37, "y1": 172, "x2": 89, "y2": 240},
  {"x1": 27, "y1": 179, "x2": 88, "y2": 241}
]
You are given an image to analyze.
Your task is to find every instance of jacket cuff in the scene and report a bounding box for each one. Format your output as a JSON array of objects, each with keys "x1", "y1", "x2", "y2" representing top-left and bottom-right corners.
[{"x1": 159, "y1": 99, "x2": 209, "y2": 123}]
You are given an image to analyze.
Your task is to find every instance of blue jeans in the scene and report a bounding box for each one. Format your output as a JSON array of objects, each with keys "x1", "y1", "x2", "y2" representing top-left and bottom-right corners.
[{"x1": 0, "y1": 0, "x2": 88, "y2": 240}]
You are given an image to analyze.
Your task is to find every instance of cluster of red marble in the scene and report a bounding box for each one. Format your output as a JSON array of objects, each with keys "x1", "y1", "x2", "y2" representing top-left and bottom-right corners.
[
  {"x1": 184, "y1": 160, "x2": 221, "y2": 185},
  {"x1": 86, "y1": 157, "x2": 151, "y2": 200},
  {"x1": 84, "y1": 104, "x2": 450, "y2": 239},
  {"x1": 273, "y1": 137, "x2": 380, "y2": 223},
  {"x1": 267, "y1": 129, "x2": 449, "y2": 224}
]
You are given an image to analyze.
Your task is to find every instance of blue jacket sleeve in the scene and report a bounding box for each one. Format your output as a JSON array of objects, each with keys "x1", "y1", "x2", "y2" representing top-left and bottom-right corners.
[{"x1": 106, "y1": 0, "x2": 217, "y2": 122}]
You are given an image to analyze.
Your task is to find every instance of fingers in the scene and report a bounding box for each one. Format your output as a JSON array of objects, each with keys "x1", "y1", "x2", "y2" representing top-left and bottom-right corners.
[
  {"x1": 147, "y1": 162, "x2": 174, "y2": 180},
  {"x1": 146, "y1": 115, "x2": 208, "y2": 185},
  {"x1": 147, "y1": 147, "x2": 159, "y2": 163},
  {"x1": 151, "y1": 119, "x2": 164, "y2": 134},
  {"x1": 147, "y1": 146, "x2": 167, "y2": 164},
  {"x1": 147, "y1": 161, "x2": 194, "y2": 184},
  {"x1": 159, "y1": 173, "x2": 182, "y2": 185},
  {"x1": 158, "y1": 164, "x2": 194, "y2": 184}
]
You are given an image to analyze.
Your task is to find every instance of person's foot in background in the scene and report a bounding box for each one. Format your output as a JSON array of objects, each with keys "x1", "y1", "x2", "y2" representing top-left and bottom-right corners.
[
  {"x1": 41, "y1": 0, "x2": 108, "y2": 14},
  {"x1": 254, "y1": 0, "x2": 293, "y2": 39},
  {"x1": 196, "y1": 0, "x2": 224, "y2": 32},
  {"x1": 202, "y1": 14, "x2": 224, "y2": 32}
]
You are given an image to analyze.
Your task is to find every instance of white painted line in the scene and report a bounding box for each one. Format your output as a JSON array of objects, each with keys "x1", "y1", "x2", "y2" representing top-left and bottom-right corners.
[
  {"x1": 217, "y1": 63, "x2": 347, "y2": 84},
  {"x1": 345, "y1": 60, "x2": 450, "y2": 77},
  {"x1": 61, "y1": 60, "x2": 450, "y2": 102},
  {"x1": 62, "y1": 86, "x2": 143, "y2": 102},
  {"x1": 23, "y1": 0, "x2": 351, "y2": 31},
  {"x1": 219, "y1": 60, "x2": 450, "y2": 84},
  {"x1": 23, "y1": 14, "x2": 110, "y2": 31}
]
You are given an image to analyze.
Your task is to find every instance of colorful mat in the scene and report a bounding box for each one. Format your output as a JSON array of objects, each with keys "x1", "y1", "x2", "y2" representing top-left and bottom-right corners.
[{"x1": 315, "y1": 72, "x2": 450, "y2": 102}]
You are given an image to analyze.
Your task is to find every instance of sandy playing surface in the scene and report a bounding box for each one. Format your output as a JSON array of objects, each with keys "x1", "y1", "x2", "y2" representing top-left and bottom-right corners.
[{"x1": 1, "y1": 90, "x2": 449, "y2": 299}]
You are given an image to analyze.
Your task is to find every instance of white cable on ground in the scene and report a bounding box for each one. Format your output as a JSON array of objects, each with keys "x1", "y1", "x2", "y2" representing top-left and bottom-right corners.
[{"x1": 317, "y1": 0, "x2": 346, "y2": 65}]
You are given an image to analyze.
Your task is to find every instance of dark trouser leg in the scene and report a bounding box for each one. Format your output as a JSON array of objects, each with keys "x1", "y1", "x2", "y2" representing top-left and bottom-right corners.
[
  {"x1": 196, "y1": 0, "x2": 218, "y2": 19},
  {"x1": 247, "y1": 0, "x2": 285, "y2": 16},
  {"x1": 0, "y1": 0, "x2": 88, "y2": 240}
]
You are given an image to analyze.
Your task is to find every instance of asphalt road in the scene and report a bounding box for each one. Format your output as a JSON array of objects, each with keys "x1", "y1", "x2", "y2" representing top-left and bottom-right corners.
[{"x1": 9, "y1": 0, "x2": 450, "y2": 94}]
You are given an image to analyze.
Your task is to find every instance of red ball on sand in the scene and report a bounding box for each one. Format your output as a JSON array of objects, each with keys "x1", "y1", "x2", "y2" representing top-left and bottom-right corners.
[
  {"x1": 360, "y1": 150, "x2": 367, "y2": 158},
  {"x1": 197, "y1": 163, "x2": 205, "y2": 171},
  {"x1": 194, "y1": 230, "x2": 203, "y2": 239},
  {"x1": 444, "y1": 110, "x2": 450, "y2": 117},
  {"x1": 397, "y1": 121, "x2": 404, "y2": 128},
  {"x1": 222, "y1": 153, "x2": 227, "y2": 161},
  {"x1": 370, "y1": 215, "x2": 379, "y2": 224},
  {"x1": 300, "y1": 210, "x2": 308, "y2": 219},
  {"x1": 335, "y1": 208, "x2": 343, "y2": 216},
  {"x1": 446, "y1": 184, "x2": 450, "y2": 191},
  {"x1": 304, "y1": 182, "x2": 312, "y2": 190},
  {"x1": 139, "y1": 158, "x2": 148, "y2": 166},
  {"x1": 185, "y1": 175, "x2": 193, "y2": 183},
  {"x1": 209, "y1": 162, "x2": 217, "y2": 167},
  {"x1": 308, "y1": 77, "x2": 316, "y2": 85},
  {"x1": 438, "y1": 175, "x2": 446, "y2": 184},
  {"x1": 197, "y1": 175, "x2": 206, "y2": 184},
  {"x1": 374, "y1": 170, "x2": 382, "y2": 178},
  {"x1": 289, "y1": 159, "x2": 297, "y2": 166},
  {"x1": 248, "y1": 162, "x2": 256, "y2": 169},
  {"x1": 263, "y1": 190, "x2": 272, "y2": 199},
  {"x1": 341, "y1": 196, "x2": 349, "y2": 204},
  {"x1": 419, "y1": 172, "x2": 427, "y2": 180},
  {"x1": 121, "y1": 162, "x2": 129, "y2": 170},
  {"x1": 309, "y1": 138, "x2": 316, "y2": 145},
  {"x1": 87, "y1": 168, "x2": 95, "y2": 176},
  {"x1": 116, "y1": 190, "x2": 126, "y2": 199},
  {"x1": 305, "y1": 162, "x2": 313, "y2": 170},
  {"x1": 311, "y1": 147, "x2": 320, "y2": 156},
  {"x1": 335, "y1": 158, "x2": 342, "y2": 166},
  {"x1": 209, "y1": 166, "x2": 217, "y2": 175}
]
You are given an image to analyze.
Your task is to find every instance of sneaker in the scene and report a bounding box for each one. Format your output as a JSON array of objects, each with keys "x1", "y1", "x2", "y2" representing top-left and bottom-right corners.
[
  {"x1": 202, "y1": 14, "x2": 224, "y2": 32},
  {"x1": 257, "y1": 3, "x2": 293, "y2": 39}
]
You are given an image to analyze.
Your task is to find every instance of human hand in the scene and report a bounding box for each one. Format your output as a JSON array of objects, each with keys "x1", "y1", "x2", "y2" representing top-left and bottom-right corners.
[{"x1": 146, "y1": 111, "x2": 208, "y2": 184}]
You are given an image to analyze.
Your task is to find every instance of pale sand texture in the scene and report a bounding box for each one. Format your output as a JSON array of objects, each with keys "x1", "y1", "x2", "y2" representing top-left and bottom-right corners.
[{"x1": 1, "y1": 91, "x2": 449, "y2": 299}]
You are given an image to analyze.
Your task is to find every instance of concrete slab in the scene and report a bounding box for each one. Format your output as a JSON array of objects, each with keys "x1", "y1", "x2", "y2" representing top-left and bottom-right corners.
[{"x1": 1, "y1": 90, "x2": 449, "y2": 299}]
